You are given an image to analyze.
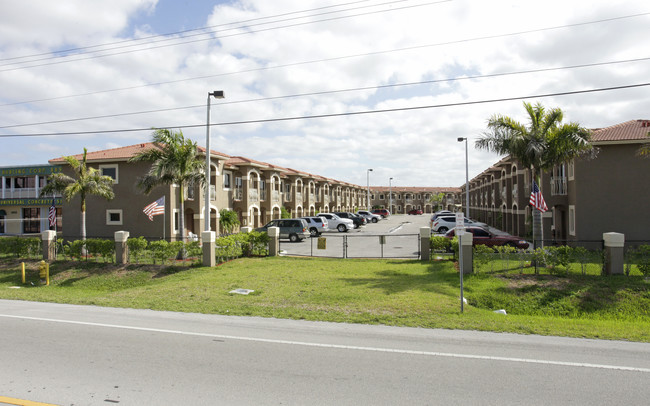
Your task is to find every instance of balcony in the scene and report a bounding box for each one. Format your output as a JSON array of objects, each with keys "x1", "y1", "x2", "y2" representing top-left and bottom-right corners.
[
  {"x1": 272, "y1": 190, "x2": 280, "y2": 203},
  {"x1": 234, "y1": 188, "x2": 243, "y2": 201},
  {"x1": 284, "y1": 192, "x2": 292, "y2": 202},
  {"x1": 551, "y1": 177, "x2": 567, "y2": 196},
  {"x1": 249, "y1": 189, "x2": 259, "y2": 203}
]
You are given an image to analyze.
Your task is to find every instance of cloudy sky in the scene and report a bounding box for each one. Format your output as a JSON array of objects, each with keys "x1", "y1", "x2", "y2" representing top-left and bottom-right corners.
[{"x1": 1, "y1": 0, "x2": 648, "y2": 188}]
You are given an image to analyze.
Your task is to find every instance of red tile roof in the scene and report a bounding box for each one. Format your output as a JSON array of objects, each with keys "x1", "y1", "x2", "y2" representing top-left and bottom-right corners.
[
  {"x1": 590, "y1": 120, "x2": 650, "y2": 143},
  {"x1": 49, "y1": 143, "x2": 229, "y2": 164}
]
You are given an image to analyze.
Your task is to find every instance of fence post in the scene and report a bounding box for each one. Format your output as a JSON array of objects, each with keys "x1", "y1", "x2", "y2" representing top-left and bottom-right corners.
[
  {"x1": 41, "y1": 230, "x2": 57, "y2": 261},
  {"x1": 420, "y1": 227, "x2": 430, "y2": 260},
  {"x1": 268, "y1": 226, "x2": 280, "y2": 256},
  {"x1": 202, "y1": 231, "x2": 216, "y2": 267},
  {"x1": 114, "y1": 231, "x2": 129, "y2": 265},
  {"x1": 603, "y1": 232, "x2": 624, "y2": 275},
  {"x1": 459, "y1": 232, "x2": 473, "y2": 274}
]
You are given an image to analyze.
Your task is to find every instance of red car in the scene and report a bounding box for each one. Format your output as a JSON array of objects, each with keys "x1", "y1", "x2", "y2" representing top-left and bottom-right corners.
[
  {"x1": 408, "y1": 209, "x2": 423, "y2": 215},
  {"x1": 444, "y1": 226, "x2": 529, "y2": 249}
]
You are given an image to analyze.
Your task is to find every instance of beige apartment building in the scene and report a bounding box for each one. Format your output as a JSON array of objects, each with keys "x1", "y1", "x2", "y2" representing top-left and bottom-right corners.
[
  {"x1": 460, "y1": 119, "x2": 650, "y2": 244},
  {"x1": 44, "y1": 142, "x2": 367, "y2": 241},
  {"x1": 369, "y1": 187, "x2": 461, "y2": 214}
]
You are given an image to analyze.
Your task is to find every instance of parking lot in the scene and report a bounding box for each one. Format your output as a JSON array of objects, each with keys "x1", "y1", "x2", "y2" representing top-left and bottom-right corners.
[{"x1": 279, "y1": 214, "x2": 432, "y2": 259}]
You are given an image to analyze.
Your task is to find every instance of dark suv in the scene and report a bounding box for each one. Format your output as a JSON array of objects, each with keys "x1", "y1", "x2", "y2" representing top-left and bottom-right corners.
[
  {"x1": 334, "y1": 212, "x2": 366, "y2": 229},
  {"x1": 256, "y1": 219, "x2": 310, "y2": 242}
]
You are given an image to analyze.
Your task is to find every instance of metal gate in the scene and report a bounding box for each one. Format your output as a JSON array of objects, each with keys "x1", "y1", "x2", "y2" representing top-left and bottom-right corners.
[{"x1": 279, "y1": 233, "x2": 421, "y2": 259}]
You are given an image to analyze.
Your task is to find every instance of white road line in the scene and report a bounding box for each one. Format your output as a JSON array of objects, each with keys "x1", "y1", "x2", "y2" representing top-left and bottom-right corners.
[{"x1": 2, "y1": 314, "x2": 649, "y2": 373}]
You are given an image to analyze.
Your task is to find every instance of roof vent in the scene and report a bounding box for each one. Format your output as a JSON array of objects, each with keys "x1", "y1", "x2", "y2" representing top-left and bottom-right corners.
[
  {"x1": 140, "y1": 143, "x2": 145, "y2": 147},
  {"x1": 641, "y1": 120, "x2": 650, "y2": 128}
]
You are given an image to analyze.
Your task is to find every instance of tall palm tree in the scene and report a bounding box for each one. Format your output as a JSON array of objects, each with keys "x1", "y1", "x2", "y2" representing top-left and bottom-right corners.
[
  {"x1": 475, "y1": 102, "x2": 593, "y2": 246},
  {"x1": 129, "y1": 129, "x2": 205, "y2": 241},
  {"x1": 40, "y1": 148, "x2": 115, "y2": 241}
]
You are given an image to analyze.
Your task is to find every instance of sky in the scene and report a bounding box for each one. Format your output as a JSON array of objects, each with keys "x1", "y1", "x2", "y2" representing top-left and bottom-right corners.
[{"x1": 1, "y1": 0, "x2": 649, "y2": 188}]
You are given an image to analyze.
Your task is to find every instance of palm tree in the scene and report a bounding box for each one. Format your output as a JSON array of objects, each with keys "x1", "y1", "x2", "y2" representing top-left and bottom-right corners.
[
  {"x1": 129, "y1": 129, "x2": 205, "y2": 242},
  {"x1": 40, "y1": 148, "x2": 115, "y2": 242},
  {"x1": 475, "y1": 102, "x2": 593, "y2": 247}
]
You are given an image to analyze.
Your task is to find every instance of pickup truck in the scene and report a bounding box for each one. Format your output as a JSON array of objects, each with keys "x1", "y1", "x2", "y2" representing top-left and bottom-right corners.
[
  {"x1": 334, "y1": 212, "x2": 366, "y2": 229},
  {"x1": 317, "y1": 213, "x2": 354, "y2": 232}
]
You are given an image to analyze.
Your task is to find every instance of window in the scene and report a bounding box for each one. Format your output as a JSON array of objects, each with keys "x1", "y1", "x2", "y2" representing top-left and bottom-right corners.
[
  {"x1": 569, "y1": 205, "x2": 576, "y2": 236},
  {"x1": 100, "y1": 164, "x2": 118, "y2": 184},
  {"x1": 22, "y1": 208, "x2": 40, "y2": 233},
  {"x1": 106, "y1": 209, "x2": 123, "y2": 225},
  {"x1": 379, "y1": 194, "x2": 384, "y2": 200},
  {"x1": 223, "y1": 172, "x2": 232, "y2": 189},
  {"x1": 568, "y1": 160, "x2": 575, "y2": 181},
  {"x1": 173, "y1": 210, "x2": 180, "y2": 233}
]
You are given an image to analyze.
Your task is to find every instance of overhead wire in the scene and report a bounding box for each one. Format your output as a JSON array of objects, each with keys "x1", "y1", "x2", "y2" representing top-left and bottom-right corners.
[
  {"x1": 0, "y1": 0, "x2": 450, "y2": 71},
  {"x1": 1, "y1": 56, "x2": 649, "y2": 130},
  {"x1": 2, "y1": 10, "x2": 647, "y2": 108},
  {"x1": 1, "y1": 82, "x2": 648, "y2": 138}
]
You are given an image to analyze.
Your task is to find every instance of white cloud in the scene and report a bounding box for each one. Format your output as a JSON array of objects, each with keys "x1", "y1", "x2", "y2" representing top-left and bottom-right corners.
[{"x1": 1, "y1": 0, "x2": 649, "y2": 187}]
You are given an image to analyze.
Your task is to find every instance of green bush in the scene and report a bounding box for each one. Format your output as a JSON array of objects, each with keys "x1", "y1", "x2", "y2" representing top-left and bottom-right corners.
[
  {"x1": 84, "y1": 238, "x2": 114, "y2": 262},
  {"x1": 148, "y1": 240, "x2": 169, "y2": 264},
  {"x1": 430, "y1": 236, "x2": 450, "y2": 252},
  {"x1": 634, "y1": 245, "x2": 650, "y2": 276},
  {"x1": 473, "y1": 244, "x2": 494, "y2": 272},
  {"x1": 0, "y1": 237, "x2": 40, "y2": 258},
  {"x1": 127, "y1": 237, "x2": 148, "y2": 264}
]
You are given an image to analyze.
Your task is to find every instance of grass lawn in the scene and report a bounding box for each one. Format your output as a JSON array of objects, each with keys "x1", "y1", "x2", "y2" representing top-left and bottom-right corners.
[{"x1": 1, "y1": 256, "x2": 649, "y2": 342}]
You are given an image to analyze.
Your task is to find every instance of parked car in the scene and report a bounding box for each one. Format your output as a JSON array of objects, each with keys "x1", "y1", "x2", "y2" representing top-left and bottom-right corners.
[
  {"x1": 357, "y1": 210, "x2": 381, "y2": 223},
  {"x1": 334, "y1": 212, "x2": 366, "y2": 229},
  {"x1": 431, "y1": 215, "x2": 486, "y2": 234},
  {"x1": 429, "y1": 210, "x2": 454, "y2": 227},
  {"x1": 443, "y1": 226, "x2": 530, "y2": 249},
  {"x1": 256, "y1": 218, "x2": 310, "y2": 242},
  {"x1": 372, "y1": 209, "x2": 390, "y2": 218},
  {"x1": 317, "y1": 213, "x2": 354, "y2": 232},
  {"x1": 408, "y1": 209, "x2": 423, "y2": 215},
  {"x1": 300, "y1": 216, "x2": 329, "y2": 237}
]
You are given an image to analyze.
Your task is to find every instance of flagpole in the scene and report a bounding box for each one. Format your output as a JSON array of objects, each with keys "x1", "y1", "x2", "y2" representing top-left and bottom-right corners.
[{"x1": 163, "y1": 196, "x2": 166, "y2": 241}]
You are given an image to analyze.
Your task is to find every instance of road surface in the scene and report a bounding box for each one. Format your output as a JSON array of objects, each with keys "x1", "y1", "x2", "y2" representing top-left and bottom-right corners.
[{"x1": 1, "y1": 300, "x2": 649, "y2": 405}]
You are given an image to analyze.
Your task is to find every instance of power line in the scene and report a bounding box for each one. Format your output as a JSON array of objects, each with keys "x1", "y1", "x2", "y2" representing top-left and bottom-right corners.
[
  {"x1": 2, "y1": 82, "x2": 647, "y2": 138},
  {"x1": 0, "y1": 1, "x2": 448, "y2": 71},
  {"x1": 2, "y1": 10, "x2": 647, "y2": 108},
  {"x1": 0, "y1": 0, "x2": 379, "y2": 63},
  {"x1": 2, "y1": 56, "x2": 648, "y2": 130}
]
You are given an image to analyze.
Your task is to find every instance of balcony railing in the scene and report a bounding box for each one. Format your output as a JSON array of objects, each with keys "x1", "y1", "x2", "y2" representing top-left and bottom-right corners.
[
  {"x1": 234, "y1": 188, "x2": 243, "y2": 201},
  {"x1": 551, "y1": 177, "x2": 567, "y2": 196},
  {"x1": 249, "y1": 189, "x2": 259, "y2": 203},
  {"x1": 272, "y1": 190, "x2": 280, "y2": 203},
  {"x1": 284, "y1": 192, "x2": 292, "y2": 202}
]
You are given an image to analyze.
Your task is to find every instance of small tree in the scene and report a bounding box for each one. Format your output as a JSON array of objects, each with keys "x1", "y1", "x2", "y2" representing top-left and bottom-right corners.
[{"x1": 219, "y1": 209, "x2": 240, "y2": 234}]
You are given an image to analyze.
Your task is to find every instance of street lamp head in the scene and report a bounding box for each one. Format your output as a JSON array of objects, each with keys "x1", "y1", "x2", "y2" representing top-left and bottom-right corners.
[
  {"x1": 368, "y1": 168, "x2": 373, "y2": 172},
  {"x1": 457, "y1": 137, "x2": 466, "y2": 142},
  {"x1": 209, "y1": 90, "x2": 225, "y2": 99}
]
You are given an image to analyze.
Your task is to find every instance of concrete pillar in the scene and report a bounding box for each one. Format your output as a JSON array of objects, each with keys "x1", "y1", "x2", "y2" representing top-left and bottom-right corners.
[
  {"x1": 114, "y1": 231, "x2": 129, "y2": 265},
  {"x1": 41, "y1": 230, "x2": 57, "y2": 261},
  {"x1": 202, "y1": 231, "x2": 216, "y2": 267},
  {"x1": 459, "y1": 232, "x2": 473, "y2": 274},
  {"x1": 268, "y1": 226, "x2": 280, "y2": 256},
  {"x1": 603, "y1": 232, "x2": 624, "y2": 275},
  {"x1": 420, "y1": 227, "x2": 430, "y2": 261}
]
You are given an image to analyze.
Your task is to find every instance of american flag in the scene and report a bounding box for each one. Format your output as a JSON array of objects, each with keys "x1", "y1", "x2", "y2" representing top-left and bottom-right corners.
[
  {"x1": 48, "y1": 199, "x2": 57, "y2": 228},
  {"x1": 529, "y1": 180, "x2": 548, "y2": 213},
  {"x1": 143, "y1": 196, "x2": 165, "y2": 221}
]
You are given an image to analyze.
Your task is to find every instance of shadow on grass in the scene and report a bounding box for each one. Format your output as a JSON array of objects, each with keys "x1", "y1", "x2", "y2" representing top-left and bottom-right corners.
[{"x1": 337, "y1": 260, "x2": 459, "y2": 296}]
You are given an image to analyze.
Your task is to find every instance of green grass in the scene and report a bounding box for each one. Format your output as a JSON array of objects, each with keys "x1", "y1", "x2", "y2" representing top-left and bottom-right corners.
[{"x1": 1, "y1": 257, "x2": 649, "y2": 342}]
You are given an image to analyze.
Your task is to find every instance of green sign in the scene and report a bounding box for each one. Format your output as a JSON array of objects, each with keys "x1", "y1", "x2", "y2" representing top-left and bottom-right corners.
[
  {"x1": 0, "y1": 165, "x2": 62, "y2": 177},
  {"x1": 0, "y1": 198, "x2": 62, "y2": 206}
]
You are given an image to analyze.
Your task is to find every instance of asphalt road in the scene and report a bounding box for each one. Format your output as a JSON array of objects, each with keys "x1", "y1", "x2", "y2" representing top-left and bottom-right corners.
[
  {"x1": 1, "y1": 300, "x2": 649, "y2": 405},
  {"x1": 280, "y1": 214, "x2": 430, "y2": 258}
]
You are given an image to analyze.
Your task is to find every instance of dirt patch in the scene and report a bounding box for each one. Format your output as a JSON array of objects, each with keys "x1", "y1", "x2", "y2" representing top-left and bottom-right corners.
[{"x1": 497, "y1": 274, "x2": 571, "y2": 290}]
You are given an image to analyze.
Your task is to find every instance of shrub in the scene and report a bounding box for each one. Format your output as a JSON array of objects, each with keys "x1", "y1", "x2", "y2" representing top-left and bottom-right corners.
[
  {"x1": 148, "y1": 240, "x2": 169, "y2": 264},
  {"x1": 430, "y1": 236, "x2": 450, "y2": 252},
  {"x1": 636, "y1": 245, "x2": 650, "y2": 276},
  {"x1": 473, "y1": 244, "x2": 494, "y2": 272},
  {"x1": 127, "y1": 237, "x2": 148, "y2": 264}
]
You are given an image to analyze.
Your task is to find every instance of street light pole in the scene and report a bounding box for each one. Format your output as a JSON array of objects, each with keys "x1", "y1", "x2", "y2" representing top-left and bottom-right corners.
[
  {"x1": 366, "y1": 168, "x2": 373, "y2": 210},
  {"x1": 205, "y1": 90, "x2": 225, "y2": 232},
  {"x1": 457, "y1": 137, "x2": 469, "y2": 219},
  {"x1": 389, "y1": 177, "x2": 393, "y2": 214}
]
